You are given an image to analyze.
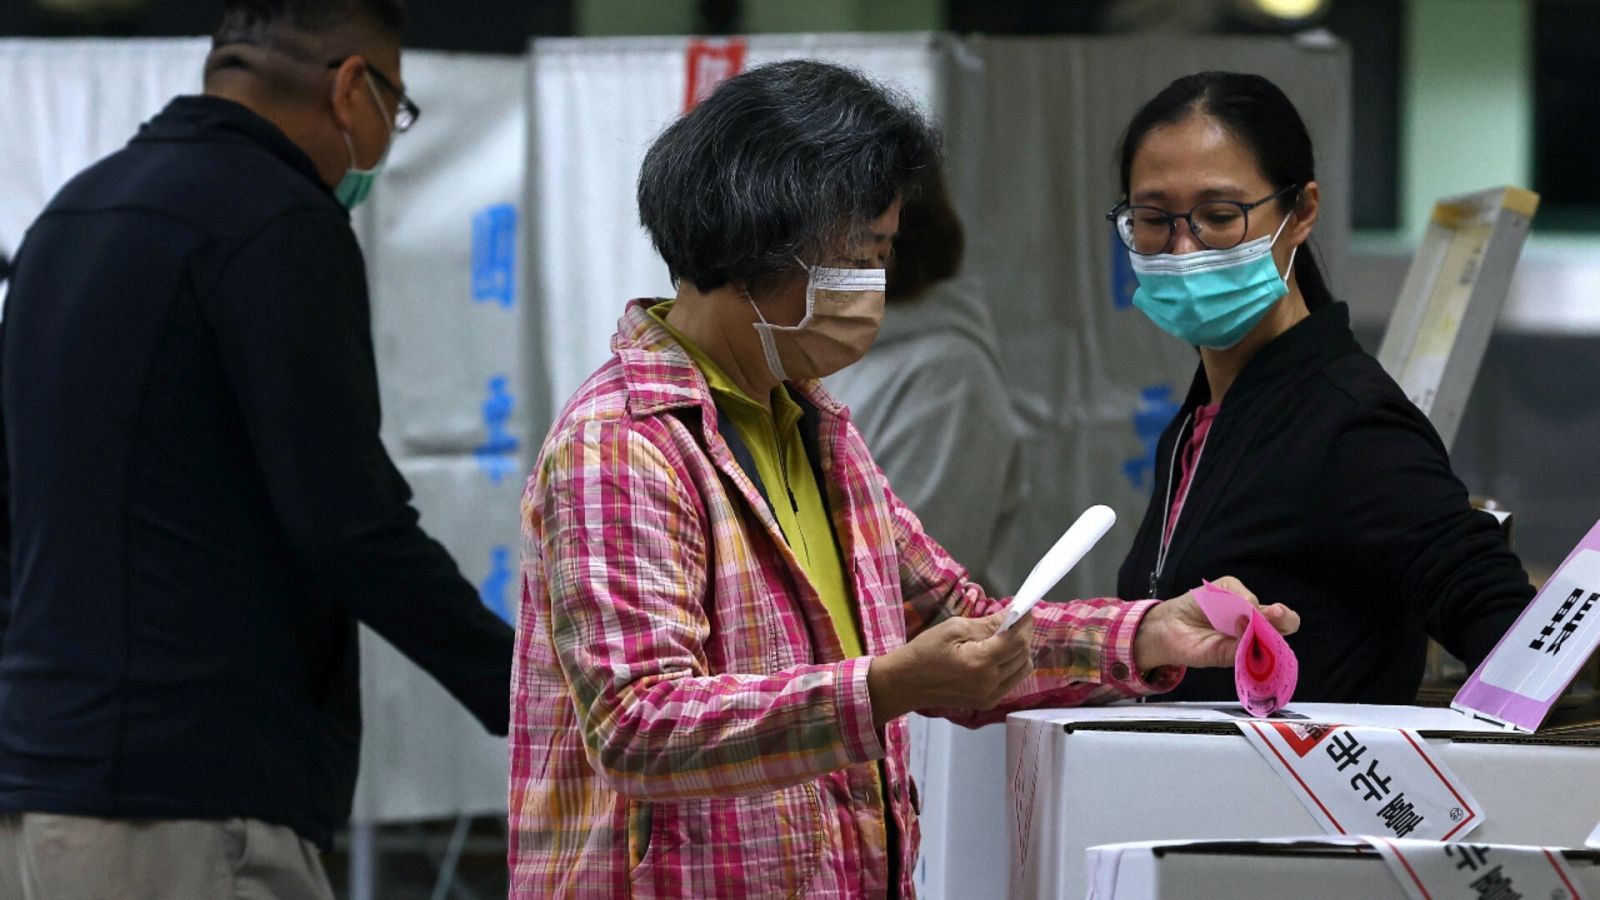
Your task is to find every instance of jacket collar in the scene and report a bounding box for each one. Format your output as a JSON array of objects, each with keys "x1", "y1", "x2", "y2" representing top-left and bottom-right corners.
[
  {"x1": 1181, "y1": 301, "x2": 1363, "y2": 410},
  {"x1": 135, "y1": 95, "x2": 332, "y2": 200}
]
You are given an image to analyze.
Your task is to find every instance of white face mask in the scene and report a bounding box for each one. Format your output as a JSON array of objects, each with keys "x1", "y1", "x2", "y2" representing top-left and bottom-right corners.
[{"x1": 750, "y1": 260, "x2": 887, "y2": 383}]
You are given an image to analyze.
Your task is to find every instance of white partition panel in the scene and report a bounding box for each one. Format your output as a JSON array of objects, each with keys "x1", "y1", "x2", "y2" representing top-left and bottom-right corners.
[
  {"x1": 350, "y1": 456, "x2": 519, "y2": 823},
  {"x1": 528, "y1": 33, "x2": 948, "y2": 413},
  {"x1": 351, "y1": 50, "x2": 535, "y2": 824}
]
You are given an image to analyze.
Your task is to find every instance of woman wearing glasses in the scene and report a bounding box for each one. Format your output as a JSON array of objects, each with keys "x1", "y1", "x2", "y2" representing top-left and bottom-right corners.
[{"x1": 1110, "y1": 71, "x2": 1534, "y2": 705}]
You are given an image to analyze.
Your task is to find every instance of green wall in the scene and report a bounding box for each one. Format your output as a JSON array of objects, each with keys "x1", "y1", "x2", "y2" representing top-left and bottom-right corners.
[{"x1": 1401, "y1": 0, "x2": 1532, "y2": 235}]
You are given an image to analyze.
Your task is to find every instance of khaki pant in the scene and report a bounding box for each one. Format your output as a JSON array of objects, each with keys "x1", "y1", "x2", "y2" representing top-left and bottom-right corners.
[{"x1": 0, "y1": 813, "x2": 334, "y2": 900}]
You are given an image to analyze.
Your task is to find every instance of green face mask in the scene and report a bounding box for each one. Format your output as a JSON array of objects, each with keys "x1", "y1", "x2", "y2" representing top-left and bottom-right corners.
[{"x1": 334, "y1": 72, "x2": 393, "y2": 210}]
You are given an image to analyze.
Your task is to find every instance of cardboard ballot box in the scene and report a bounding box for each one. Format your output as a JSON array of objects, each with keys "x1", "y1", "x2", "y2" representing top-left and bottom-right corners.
[
  {"x1": 1005, "y1": 703, "x2": 1600, "y2": 899},
  {"x1": 1007, "y1": 518, "x2": 1600, "y2": 898},
  {"x1": 1085, "y1": 838, "x2": 1600, "y2": 900}
]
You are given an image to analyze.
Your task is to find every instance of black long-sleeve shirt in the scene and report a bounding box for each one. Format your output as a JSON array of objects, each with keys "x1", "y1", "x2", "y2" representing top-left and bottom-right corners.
[
  {"x1": 1117, "y1": 303, "x2": 1534, "y2": 704},
  {"x1": 0, "y1": 96, "x2": 513, "y2": 848}
]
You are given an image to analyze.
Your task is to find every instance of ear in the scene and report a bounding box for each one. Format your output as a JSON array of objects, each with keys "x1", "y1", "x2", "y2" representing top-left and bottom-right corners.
[
  {"x1": 1288, "y1": 180, "x2": 1320, "y2": 248},
  {"x1": 327, "y1": 56, "x2": 368, "y2": 133}
]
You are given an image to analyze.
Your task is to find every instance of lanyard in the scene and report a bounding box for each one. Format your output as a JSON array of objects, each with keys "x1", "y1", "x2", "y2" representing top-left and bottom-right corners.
[{"x1": 1148, "y1": 411, "x2": 1210, "y2": 599}]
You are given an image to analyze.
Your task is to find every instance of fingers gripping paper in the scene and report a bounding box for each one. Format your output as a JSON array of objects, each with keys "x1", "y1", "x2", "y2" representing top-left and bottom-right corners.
[{"x1": 1193, "y1": 580, "x2": 1298, "y2": 716}]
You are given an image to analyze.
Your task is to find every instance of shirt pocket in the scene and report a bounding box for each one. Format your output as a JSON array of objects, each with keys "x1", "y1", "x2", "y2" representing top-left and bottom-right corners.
[{"x1": 628, "y1": 782, "x2": 825, "y2": 899}]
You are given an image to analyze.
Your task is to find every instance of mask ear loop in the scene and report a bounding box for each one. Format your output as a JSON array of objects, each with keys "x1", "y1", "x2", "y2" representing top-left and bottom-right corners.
[
  {"x1": 746, "y1": 287, "x2": 791, "y2": 383},
  {"x1": 341, "y1": 69, "x2": 395, "y2": 172},
  {"x1": 747, "y1": 259, "x2": 821, "y2": 384},
  {"x1": 1268, "y1": 206, "x2": 1299, "y2": 290},
  {"x1": 341, "y1": 132, "x2": 360, "y2": 170}
]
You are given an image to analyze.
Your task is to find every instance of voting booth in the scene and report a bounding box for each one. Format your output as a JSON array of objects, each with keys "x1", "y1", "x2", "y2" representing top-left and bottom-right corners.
[{"x1": 1009, "y1": 519, "x2": 1600, "y2": 899}]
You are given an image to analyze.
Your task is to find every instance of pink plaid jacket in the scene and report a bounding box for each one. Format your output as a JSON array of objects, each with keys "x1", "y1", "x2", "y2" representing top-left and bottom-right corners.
[{"x1": 509, "y1": 300, "x2": 1181, "y2": 898}]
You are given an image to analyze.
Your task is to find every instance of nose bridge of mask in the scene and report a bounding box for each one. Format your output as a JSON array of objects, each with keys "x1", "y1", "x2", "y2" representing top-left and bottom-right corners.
[
  {"x1": 1131, "y1": 210, "x2": 1295, "y2": 278},
  {"x1": 769, "y1": 262, "x2": 886, "y2": 333},
  {"x1": 809, "y1": 266, "x2": 888, "y2": 294}
]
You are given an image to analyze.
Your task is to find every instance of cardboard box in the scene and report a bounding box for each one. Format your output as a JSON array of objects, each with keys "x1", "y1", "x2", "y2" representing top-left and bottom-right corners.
[
  {"x1": 1085, "y1": 838, "x2": 1600, "y2": 899},
  {"x1": 1006, "y1": 703, "x2": 1600, "y2": 899}
]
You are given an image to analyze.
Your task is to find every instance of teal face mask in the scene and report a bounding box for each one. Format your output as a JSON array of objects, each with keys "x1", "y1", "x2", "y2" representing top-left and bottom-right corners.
[
  {"x1": 334, "y1": 72, "x2": 393, "y2": 210},
  {"x1": 1129, "y1": 215, "x2": 1297, "y2": 350}
]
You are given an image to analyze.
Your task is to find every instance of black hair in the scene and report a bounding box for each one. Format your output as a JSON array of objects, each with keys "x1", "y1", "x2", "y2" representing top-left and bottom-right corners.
[
  {"x1": 213, "y1": 0, "x2": 405, "y2": 49},
  {"x1": 1117, "y1": 71, "x2": 1334, "y2": 311},
  {"x1": 637, "y1": 59, "x2": 939, "y2": 296},
  {"x1": 888, "y1": 165, "x2": 964, "y2": 304}
]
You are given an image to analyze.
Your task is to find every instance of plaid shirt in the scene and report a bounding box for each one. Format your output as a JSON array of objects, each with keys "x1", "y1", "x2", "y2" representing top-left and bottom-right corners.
[{"x1": 509, "y1": 300, "x2": 1182, "y2": 898}]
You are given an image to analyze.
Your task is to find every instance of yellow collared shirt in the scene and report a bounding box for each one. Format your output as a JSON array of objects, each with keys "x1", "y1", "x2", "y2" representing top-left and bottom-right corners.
[{"x1": 648, "y1": 302, "x2": 864, "y2": 659}]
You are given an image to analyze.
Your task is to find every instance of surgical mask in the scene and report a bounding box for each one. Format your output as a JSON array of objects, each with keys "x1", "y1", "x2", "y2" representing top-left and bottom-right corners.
[
  {"x1": 334, "y1": 72, "x2": 393, "y2": 210},
  {"x1": 750, "y1": 260, "x2": 886, "y2": 383},
  {"x1": 1129, "y1": 214, "x2": 1298, "y2": 350}
]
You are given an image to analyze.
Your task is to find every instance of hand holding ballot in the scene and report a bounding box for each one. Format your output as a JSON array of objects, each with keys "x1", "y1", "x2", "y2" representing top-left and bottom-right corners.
[
  {"x1": 868, "y1": 611, "x2": 1037, "y2": 728},
  {"x1": 867, "y1": 576, "x2": 1299, "y2": 727},
  {"x1": 1191, "y1": 579, "x2": 1300, "y2": 715},
  {"x1": 1132, "y1": 576, "x2": 1300, "y2": 672}
]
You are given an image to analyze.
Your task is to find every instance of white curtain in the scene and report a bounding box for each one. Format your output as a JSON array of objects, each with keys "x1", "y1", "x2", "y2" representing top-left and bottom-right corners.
[
  {"x1": 0, "y1": 37, "x2": 208, "y2": 316},
  {"x1": 350, "y1": 50, "x2": 535, "y2": 824}
]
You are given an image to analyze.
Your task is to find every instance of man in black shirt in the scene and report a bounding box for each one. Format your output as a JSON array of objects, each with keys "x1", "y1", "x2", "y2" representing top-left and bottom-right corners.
[{"x1": 0, "y1": 2, "x2": 513, "y2": 895}]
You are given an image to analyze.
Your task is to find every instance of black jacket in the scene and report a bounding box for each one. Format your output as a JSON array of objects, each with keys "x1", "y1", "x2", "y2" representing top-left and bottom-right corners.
[
  {"x1": 0, "y1": 97, "x2": 513, "y2": 848},
  {"x1": 1117, "y1": 303, "x2": 1534, "y2": 705}
]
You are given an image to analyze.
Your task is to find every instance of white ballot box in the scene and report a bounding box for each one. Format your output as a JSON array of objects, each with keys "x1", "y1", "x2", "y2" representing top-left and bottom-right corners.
[
  {"x1": 1009, "y1": 518, "x2": 1600, "y2": 897},
  {"x1": 1006, "y1": 703, "x2": 1600, "y2": 899},
  {"x1": 1085, "y1": 837, "x2": 1600, "y2": 900}
]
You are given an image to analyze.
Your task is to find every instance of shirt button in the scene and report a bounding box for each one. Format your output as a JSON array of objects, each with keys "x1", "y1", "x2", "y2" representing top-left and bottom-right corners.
[{"x1": 1111, "y1": 662, "x2": 1131, "y2": 681}]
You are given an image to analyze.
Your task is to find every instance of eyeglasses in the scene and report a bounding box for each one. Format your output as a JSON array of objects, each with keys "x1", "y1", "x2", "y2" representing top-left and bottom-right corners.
[
  {"x1": 1107, "y1": 184, "x2": 1300, "y2": 256},
  {"x1": 327, "y1": 58, "x2": 420, "y2": 133}
]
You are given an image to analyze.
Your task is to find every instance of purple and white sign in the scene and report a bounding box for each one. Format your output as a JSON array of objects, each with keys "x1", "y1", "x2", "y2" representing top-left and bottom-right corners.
[{"x1": 1454, "y1": 518, "x2": 1600, "y2": 732}]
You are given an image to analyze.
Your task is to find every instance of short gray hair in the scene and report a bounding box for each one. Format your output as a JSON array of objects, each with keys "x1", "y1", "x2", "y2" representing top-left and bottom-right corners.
[{"x1": 637, "y1": 60, "x2": 939, "y2": 295}]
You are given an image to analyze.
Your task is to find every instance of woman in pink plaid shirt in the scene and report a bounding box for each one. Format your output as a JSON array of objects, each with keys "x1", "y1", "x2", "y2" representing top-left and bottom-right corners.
[{"x1": 510, "y1": 60, "x2": 1299, "y2": 899}]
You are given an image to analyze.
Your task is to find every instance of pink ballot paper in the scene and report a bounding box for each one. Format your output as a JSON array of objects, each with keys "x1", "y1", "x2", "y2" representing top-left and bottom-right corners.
[{"x1": 1192, "y1": 580, "x2": 1298, "y2": 717}]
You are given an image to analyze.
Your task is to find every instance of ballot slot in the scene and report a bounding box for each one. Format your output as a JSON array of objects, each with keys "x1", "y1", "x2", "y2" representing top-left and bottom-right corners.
[
  {"x1": 1191, "y1": 581, "x2": 1299, "y2": 717},
  {"x1": 1084, "y1": 838, "x2": 1600, "y2": 900}
]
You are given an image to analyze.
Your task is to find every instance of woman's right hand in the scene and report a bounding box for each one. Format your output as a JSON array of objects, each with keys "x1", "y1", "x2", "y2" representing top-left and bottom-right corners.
[
  {"x1": 1132, "y1": 576, "x2": 1300, "y2": 670},
  {"x1": 866, "y1": 612, "x2": 1035, "y2": 728}
]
